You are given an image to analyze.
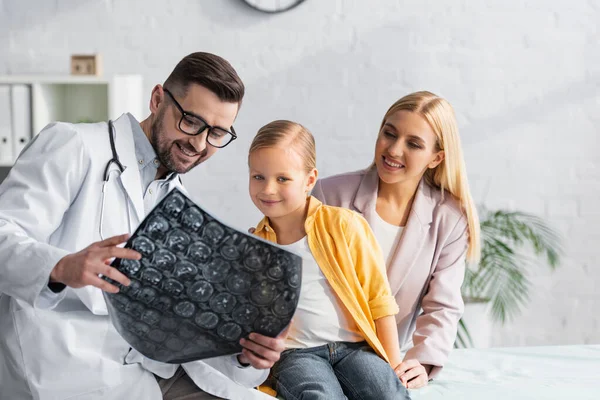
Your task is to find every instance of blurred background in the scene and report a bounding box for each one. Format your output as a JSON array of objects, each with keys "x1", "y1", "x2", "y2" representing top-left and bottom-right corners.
[{"x1": 0, "y1": 0, "x2": 598, "y2": 349}]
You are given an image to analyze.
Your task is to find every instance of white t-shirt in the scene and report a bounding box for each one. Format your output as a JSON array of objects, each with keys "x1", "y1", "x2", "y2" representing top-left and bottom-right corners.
[
  {"x1": 281, "y1": 237, "x2": 364, "y2": 349},
  {"x1": 370, "y1": 211, "x2": 404, "y2": 267}
]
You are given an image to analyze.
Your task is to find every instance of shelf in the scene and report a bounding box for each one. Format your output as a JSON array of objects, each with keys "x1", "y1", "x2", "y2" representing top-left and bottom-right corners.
[
  {"x1": 0, "y1": 75, "x2": 122, "y2": 84},
  {"x1": 0, "y1": 75, "x2": 143, "y2": 168}
]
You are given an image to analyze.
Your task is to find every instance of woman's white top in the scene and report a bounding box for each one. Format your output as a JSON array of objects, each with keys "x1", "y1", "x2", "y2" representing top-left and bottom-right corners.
[{"x1": 371, "y1": 211, "x2": 404, "y2": 267}]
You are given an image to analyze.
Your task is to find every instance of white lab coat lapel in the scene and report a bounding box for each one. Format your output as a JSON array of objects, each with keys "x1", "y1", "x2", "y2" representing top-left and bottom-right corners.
[
  {"x1": 74, "y1": 115, "x2": 146, "y2": 315},
  {"x1": 111, "y1": 114, "x2": 145, "y2": 225}
]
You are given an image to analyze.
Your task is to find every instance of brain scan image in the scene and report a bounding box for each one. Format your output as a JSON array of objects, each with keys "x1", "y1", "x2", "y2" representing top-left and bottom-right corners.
[{"x1": 103, "y1": 189, "x2": 302, "y2": 363}]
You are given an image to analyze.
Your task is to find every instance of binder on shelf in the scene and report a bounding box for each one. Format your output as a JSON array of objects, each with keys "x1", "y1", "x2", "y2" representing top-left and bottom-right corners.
[
  {"x1": 0, "y1": 85, "x2": 14, "y2": 165},
  {"x1": 10, "y1": 84, "x2": 32, "y2": 160}
]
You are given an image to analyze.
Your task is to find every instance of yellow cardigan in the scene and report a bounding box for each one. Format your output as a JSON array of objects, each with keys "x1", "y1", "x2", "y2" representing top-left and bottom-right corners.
[{"x1": 253, "y1": 196, "x2": 399, "y2": 362}]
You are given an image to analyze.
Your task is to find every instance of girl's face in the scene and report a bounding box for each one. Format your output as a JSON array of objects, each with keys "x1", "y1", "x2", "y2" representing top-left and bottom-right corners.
[
  {"x1": 374, "y1": 110, "x2": 444, "y2": 187},
  {"x1": 249, "y1": 146, "x2": 317, "y2": 222}
]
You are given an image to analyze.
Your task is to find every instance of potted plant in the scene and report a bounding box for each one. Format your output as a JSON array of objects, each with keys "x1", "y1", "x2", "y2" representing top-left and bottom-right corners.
[{"x1": 455, "y1": 209, "x2": 563, "y2": 348}]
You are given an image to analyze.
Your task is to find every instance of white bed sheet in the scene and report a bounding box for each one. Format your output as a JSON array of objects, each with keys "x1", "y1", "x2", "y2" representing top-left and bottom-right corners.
[{"x1": 410, "y1": 345, "x2": 600, "y2": 400}]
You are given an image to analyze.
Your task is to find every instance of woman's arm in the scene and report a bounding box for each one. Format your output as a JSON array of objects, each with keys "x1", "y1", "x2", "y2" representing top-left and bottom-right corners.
[
  {"x1": 375, "y1": 315, "x2": 403, "y2": 368},
  {"x1": 404, "y1": 216, "x2": 469, "y2": 379}
]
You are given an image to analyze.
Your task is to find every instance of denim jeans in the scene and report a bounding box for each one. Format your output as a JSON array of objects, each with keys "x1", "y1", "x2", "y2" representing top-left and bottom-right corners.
[{"x1": 271, "y1": 341, "x2": 410, "y2": 400}]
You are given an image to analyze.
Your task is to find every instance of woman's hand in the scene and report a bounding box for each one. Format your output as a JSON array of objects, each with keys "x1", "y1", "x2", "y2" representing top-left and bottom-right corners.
[{"x1": 394, "y1": 359, "x2": 431, "y2": 389}]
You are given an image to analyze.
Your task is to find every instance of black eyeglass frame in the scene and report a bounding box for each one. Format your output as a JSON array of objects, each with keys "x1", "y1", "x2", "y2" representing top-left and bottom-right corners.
[{"x1": 163, "y1": 88, "x2": 237, "y2": 148}]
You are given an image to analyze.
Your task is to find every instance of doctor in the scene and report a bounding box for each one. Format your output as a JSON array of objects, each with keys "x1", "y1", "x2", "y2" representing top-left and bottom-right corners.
[{"x1": 0, "y1": 52, "x2": 286, "y2": 400}]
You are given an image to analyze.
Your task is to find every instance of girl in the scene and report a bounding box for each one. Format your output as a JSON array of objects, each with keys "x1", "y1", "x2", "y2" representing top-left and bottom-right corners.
[
  {"x1": 313, "y1": 91, "x2": 481, "y2": 389},
  {"x1": 247, "y1": 120, "x2": 410, "y2": 399}
]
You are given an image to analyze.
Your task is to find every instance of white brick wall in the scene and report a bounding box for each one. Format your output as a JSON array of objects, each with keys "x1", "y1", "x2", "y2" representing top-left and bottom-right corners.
[{"x1": 1, "y1": 0, "x2": 598, "y2": 347}]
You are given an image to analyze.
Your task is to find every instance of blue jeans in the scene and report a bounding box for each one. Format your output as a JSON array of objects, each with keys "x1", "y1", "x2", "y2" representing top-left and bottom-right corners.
[{"x1": 271, "y1": 342, "x2": 410, "y2": 400}]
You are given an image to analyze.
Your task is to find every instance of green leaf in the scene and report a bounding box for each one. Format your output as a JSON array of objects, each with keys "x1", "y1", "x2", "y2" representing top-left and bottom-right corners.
[
  {"x1": 462, "y1": 208, "x2": 563, "y2": 324},
  {"x1": 455, "y1": 318, "x2": 474, "y2": 348}
]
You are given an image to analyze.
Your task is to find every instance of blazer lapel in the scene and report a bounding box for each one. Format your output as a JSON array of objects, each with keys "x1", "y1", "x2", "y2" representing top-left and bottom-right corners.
[
  {"x1": 112, "y1": 114, "x2": 145, "y2": 223},
  {"x1": 386, "y1": 180, "x2": 435, "y2": 296},
  {"x1": 357, "y1": 168, "x2": 436, "y2": 296},
  {"x1": 352, "y1": 166, "x2": 379, "y2": 220}
]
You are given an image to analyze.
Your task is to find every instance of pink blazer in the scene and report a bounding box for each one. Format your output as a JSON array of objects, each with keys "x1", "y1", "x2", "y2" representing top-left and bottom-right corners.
[{"x1": 312, "y1": 166, "x2": 468, "y2": 378}]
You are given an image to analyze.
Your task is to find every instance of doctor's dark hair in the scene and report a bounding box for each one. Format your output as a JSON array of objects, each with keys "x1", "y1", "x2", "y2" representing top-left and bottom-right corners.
[{"x1": 164, "y1": 52, "x2": 245, "y2": 106}]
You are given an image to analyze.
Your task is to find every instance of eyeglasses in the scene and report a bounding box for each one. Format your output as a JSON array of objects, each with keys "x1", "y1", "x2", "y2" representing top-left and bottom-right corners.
[{"x1": 163, "y1": 88, "x2": 237, "y2": 148}]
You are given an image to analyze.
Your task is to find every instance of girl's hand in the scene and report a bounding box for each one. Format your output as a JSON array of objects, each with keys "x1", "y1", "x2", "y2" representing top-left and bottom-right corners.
[{"x1": 394, "y1": 359, "x2": 430, "y2": 389}]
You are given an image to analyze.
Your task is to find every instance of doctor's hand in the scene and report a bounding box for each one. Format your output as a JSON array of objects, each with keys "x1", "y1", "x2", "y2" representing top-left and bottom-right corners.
[
  {"x1": 237, "y1": 325, "x2": 290, "y2": 369},
  {"x1": 394, "y1": 359, "x2": 431, "y2": 389},
  {"x1": 49, "y1": 233, "x2": 140, "y2": 293}
]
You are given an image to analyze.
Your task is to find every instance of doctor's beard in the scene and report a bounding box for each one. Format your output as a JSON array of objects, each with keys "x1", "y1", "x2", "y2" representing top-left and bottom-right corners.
[{"x1": 150, "y1": 108, "x2": 208, "y2": 174}]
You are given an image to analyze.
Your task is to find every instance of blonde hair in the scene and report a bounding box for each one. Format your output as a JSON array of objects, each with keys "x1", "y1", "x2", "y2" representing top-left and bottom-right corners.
[
  {"x1": 249, "y1": 120, "x2": 316, "y2": 172},
  {"x1": 381, "y1": 91, "x2": 481, "y2": 262}
]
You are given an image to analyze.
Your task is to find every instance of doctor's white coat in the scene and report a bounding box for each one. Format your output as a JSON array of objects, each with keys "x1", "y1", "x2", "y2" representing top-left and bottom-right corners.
[{"x1": 0, "y1": 114, "x2": 270, "y2": 400}]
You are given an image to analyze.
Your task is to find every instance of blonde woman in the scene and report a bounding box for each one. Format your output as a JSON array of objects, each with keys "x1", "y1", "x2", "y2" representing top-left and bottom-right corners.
[{"x1": 313, "y1": 91, "x2": 481, "y2": 389}]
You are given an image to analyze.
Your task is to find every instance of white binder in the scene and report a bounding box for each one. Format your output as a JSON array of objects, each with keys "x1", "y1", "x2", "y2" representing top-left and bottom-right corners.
[
  {"x1": 0, "y1": 85, "x2": 13, "y2": 165},
  {"x1": 10, "y1": 84, "x2": 32, "y2": 160}
]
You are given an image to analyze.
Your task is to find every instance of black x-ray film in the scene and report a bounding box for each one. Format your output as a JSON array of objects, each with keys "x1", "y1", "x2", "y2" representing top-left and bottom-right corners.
[{"x1": 103, "y1": 189, "x2": 302, "y2": 364}]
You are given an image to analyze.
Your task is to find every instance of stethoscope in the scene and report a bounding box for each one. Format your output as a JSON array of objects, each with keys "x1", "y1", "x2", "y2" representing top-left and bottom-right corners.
[{"x1": 99, "y1": 120, "x2": 132, "y2": 240}]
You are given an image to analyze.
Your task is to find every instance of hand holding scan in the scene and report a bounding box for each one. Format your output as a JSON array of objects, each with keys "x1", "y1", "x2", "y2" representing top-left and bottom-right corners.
[
  {"x1": 238, "y1": 324, "x2": 290, "y2": 369},
  {"x1": 50, "y1": 233, "x2": 138, "y2": 293}
]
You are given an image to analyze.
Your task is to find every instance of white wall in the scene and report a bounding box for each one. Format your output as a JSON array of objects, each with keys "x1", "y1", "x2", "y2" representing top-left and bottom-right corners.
[{"x1": 1, "y1": 0, "x2": 598, "y2": 347}]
